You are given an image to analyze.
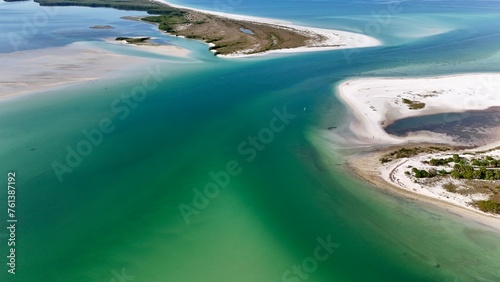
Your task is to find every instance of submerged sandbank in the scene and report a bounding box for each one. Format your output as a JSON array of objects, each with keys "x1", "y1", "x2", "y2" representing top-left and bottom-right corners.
[
  {"x1": 0, "y1": 41, "x2": 191, "y2": 99},
  {"x1": 0, "y1": 43, "x2": 146, "y2": 98}
]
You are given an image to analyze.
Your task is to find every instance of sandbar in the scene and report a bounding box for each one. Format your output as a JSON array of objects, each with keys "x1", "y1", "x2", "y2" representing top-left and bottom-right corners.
[
  {"x1": 337, "y1": 74, "x2": 500, "y2": 145},
  {"x1": 0, "y1": 42, "x2": 154, "y2": 98}
]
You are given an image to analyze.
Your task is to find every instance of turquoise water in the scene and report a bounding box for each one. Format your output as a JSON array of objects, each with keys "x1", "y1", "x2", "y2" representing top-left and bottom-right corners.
[{"x1": 1, "y1": 0, "x2": 500, "y2": 281}]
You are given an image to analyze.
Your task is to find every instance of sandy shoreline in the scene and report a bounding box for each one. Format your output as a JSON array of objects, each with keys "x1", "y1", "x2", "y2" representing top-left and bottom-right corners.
[
  {"x1": 337, "y1": 73, "x2": 500, "y2": 145},
  {"x1": 347, "y1": 146, "x2": 500, "y2": 232},
  {"x1": 154, "y1": 0, "x2": 381, "y2": 58},
  {"x1": 335, "y1": 73, "x2": 500, "y2": 231}
]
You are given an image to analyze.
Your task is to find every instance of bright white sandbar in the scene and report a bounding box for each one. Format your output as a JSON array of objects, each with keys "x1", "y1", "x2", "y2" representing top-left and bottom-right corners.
[{"x1": 337, "y1": 73, "x2": 500, "y2": 145}]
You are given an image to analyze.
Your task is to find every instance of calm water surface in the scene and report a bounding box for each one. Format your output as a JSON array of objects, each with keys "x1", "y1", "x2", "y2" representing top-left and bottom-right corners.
[{"x1": 1, "y1": 0, "x2": 500, "y2": 281}]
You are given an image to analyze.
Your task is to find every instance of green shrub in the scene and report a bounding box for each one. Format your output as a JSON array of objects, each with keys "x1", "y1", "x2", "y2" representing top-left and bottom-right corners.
[
  {"x1": 476, "y1": 200, "x2": 500, "y2": 214},
  {"x1": 443, "y1": 182, "x2": 457, "y2": 193},
  {"x1": 409, "y1": 102, "x2": 426, "y2": 110}
]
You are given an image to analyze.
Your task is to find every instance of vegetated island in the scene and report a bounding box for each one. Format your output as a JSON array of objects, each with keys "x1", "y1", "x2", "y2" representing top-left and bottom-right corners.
[
  {"x1": 108, "y1": 35, "x2": 190, "y2": 57},
  {"x1": 115, "y1": 36, "x2": 151, "y2": 44},
  {"x1": 90, "y1": 25, "x2": 114, "y2": 29},
  {"x1": 33, "y1": 0, "x2": 378, "y2": 56}
]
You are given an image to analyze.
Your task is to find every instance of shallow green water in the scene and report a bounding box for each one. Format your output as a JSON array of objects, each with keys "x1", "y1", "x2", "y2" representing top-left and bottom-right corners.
[
  {"x1": 1, "y1": 1, "x2": 500, "y2": 281},
  {"x1": 1, "y1": 57, "x2": 499, "y2": 281}
]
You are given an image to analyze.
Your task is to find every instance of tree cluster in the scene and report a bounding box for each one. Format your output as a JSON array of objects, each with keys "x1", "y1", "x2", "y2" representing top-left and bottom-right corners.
[{"x1": 425, "y1": 154, "x2": 500, "y2": 180}]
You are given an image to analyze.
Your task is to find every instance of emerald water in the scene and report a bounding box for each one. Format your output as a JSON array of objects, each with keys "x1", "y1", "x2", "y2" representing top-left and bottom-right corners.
[{"x1": 1, "y1": 0, "x2": 500, "y2": 281}]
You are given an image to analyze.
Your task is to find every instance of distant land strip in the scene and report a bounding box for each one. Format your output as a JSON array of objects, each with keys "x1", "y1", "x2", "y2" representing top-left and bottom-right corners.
[{"x1": 32, "y1": 0, "x2": 331, "y2": 55}]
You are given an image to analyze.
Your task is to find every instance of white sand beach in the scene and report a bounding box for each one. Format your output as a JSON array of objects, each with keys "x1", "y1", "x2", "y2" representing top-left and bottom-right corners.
[
  {"x1": 337, "y1": 74, "x2": 500, "y2": 145},
  {"x1": 219, "y1": 26, "x2": 381, "y2": 58},
  {"x1": 154, "y1": 0, "x2": 381, "y2": 57}
]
